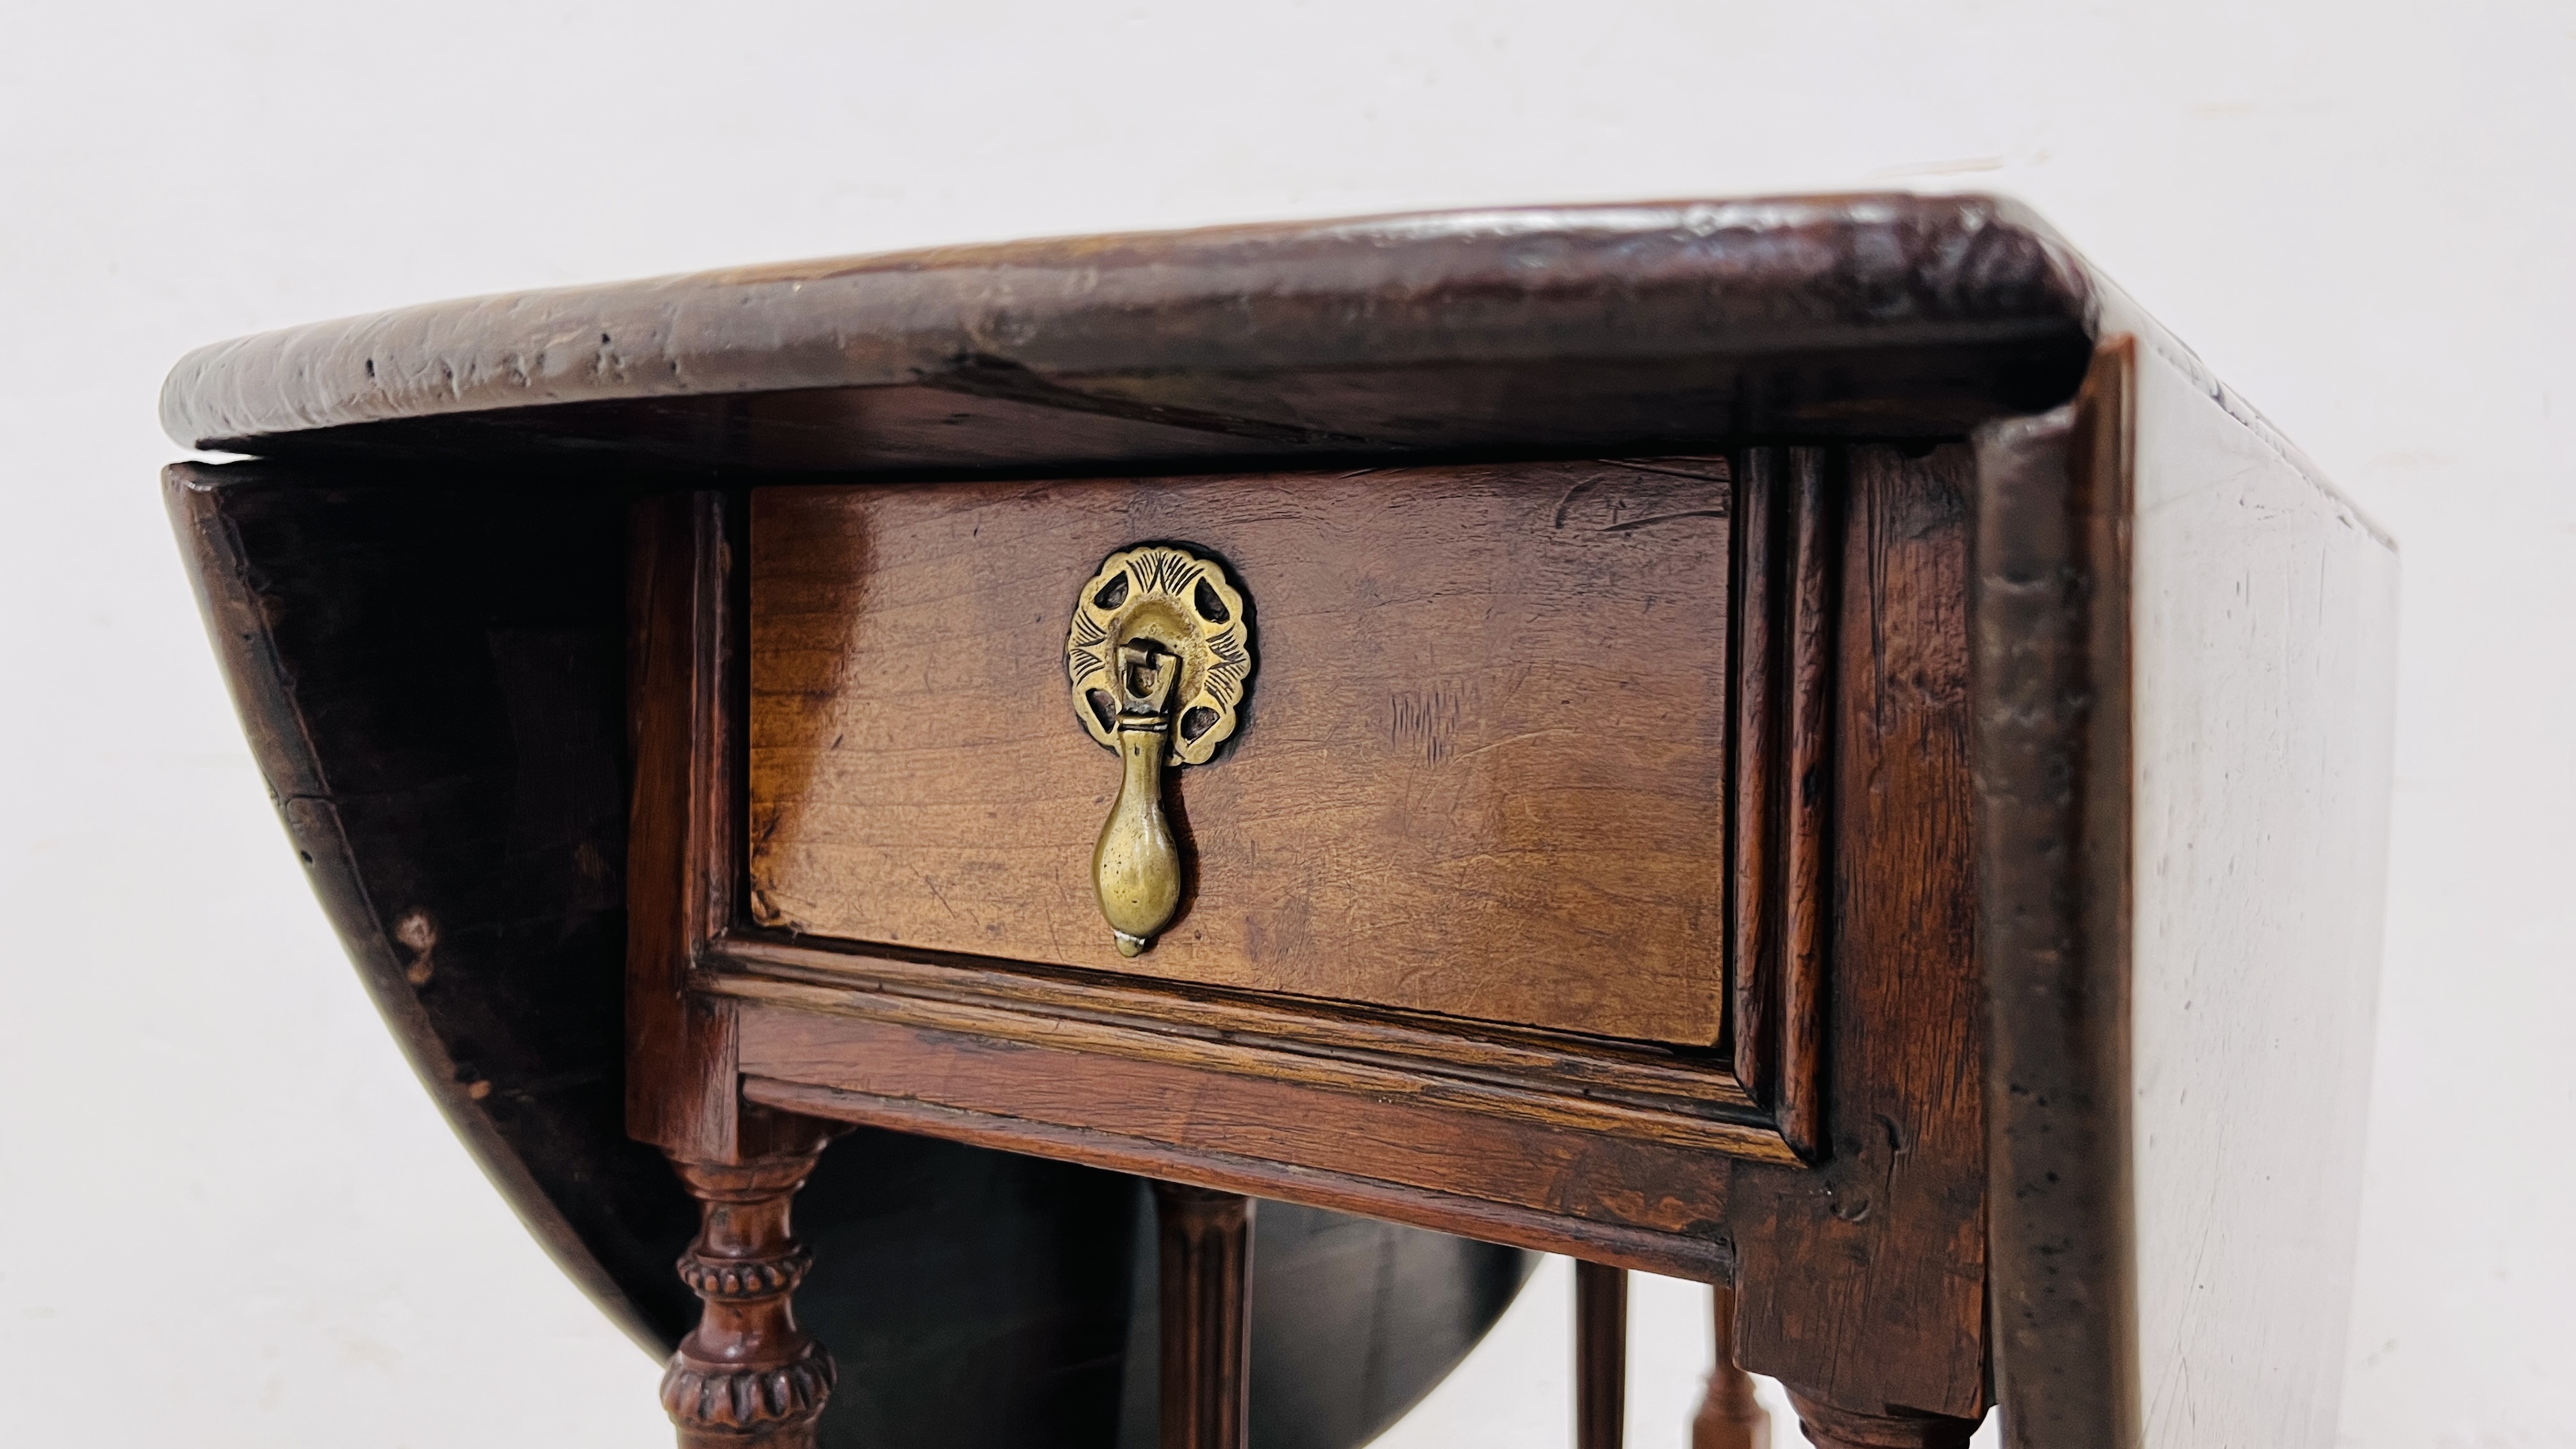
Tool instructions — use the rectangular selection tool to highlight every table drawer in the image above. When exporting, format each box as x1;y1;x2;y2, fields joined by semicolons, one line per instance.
747;457;1734;1045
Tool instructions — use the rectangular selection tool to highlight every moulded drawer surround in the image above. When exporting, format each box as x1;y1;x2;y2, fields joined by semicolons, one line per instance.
746;457;1736;1045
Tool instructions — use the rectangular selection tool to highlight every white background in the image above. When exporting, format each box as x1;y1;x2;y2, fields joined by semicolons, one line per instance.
3;3;2569;1445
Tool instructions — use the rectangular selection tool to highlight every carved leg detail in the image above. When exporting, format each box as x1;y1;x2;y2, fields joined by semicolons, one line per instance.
1575;1261;1627;1449
663;1152;833;1448
1154;1181;1253;1449
1691;1284;1769;1449
1785;1393;1979;1449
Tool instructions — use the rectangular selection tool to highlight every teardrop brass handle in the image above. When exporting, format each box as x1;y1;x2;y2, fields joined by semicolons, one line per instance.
1092;643;1182;956
1066;544;1254;956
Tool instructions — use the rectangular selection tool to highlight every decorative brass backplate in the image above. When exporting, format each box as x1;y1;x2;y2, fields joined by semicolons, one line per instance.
1066;545;1252;765
1065;544;1253;955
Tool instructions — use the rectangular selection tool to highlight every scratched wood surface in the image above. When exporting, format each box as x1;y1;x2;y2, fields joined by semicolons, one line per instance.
158;197;2096;470
1729;442;1986;1425
161;192;2399;1448
747;458;1733;1043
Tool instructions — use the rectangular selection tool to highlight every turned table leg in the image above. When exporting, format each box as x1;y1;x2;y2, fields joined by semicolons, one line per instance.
1575;1261;1627;1449
1691;1284;1768;1449
1784;1392;1980;1449
1154;1181;1254;1449
661;1150;834;1448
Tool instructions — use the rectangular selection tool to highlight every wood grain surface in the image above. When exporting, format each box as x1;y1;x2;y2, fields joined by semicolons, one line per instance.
159;195;2095;469
742;1073;1734;1285
733;1002;1745;1259
717;442;1988;1432
1726;448;1781;1103
709;937;1767;1123
164;460;697;1354
710;971;1786;1158
1576;1262;1629;1449
1726;447;1835;1156
1972;344;2142;1449
171;461;1537;1449
162;191;2398;1449
660;1149;840;1449
627;491;743;1162
1729;442;1987;1422
747;457;1734;1043
1154;1184;1254;1449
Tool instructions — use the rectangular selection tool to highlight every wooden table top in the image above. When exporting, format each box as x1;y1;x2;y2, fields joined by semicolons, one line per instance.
156;190;2398;1449
160;194;2097;472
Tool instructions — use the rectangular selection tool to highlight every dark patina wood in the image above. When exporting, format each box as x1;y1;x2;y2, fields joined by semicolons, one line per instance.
1575;1262;1628;1449
1786;1392;1978;1449
1728;445;1836;1161
703;440;1992;1434
1154;1184;1254;1449
663;1142;841;1448
169;461;1532;1449
160;196;2094;473
166;460;696;1350
1970;340;2141;1449
745;459;1738;1044
162;195;2394;1449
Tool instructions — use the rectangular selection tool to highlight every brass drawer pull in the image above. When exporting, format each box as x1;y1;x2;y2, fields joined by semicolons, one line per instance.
1066;544;1253;955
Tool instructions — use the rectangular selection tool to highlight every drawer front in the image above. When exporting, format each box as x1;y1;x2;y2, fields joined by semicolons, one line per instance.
747;457;1733;1044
